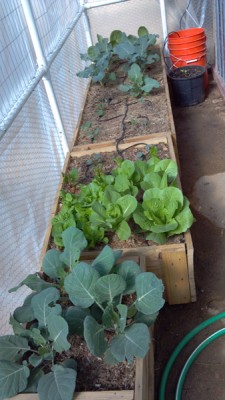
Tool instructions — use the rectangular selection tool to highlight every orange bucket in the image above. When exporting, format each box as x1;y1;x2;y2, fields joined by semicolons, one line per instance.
170;44;206;56
168;28;205;45
168;36;206;51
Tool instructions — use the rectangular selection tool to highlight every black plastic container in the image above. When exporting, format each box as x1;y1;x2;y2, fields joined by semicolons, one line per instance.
168;65;206;107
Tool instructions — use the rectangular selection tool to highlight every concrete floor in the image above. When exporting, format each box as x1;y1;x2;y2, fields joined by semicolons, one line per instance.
155;73;225;399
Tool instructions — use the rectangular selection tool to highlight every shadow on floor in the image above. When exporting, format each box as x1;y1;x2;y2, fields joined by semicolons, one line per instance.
155;74;225;400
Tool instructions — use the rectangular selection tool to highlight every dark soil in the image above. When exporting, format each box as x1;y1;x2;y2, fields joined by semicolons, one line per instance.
76;53;170;146
169;66;205;79
57;334;135;392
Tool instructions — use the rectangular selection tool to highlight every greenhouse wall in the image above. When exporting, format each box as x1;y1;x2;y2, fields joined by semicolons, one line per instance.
0;0;215;334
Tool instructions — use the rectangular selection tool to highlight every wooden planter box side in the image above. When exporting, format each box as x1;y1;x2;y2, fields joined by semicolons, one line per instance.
9;341;154;400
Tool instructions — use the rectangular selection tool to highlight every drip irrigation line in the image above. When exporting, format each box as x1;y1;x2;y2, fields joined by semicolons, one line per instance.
98;114;124;122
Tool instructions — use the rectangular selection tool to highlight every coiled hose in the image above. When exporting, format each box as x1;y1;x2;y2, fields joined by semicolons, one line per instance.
159;312;225;400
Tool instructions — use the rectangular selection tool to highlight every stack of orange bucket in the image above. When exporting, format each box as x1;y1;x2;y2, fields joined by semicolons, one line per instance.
167;27;208;86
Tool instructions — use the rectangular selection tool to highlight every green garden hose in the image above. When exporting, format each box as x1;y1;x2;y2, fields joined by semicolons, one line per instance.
159;312;225;400
175;327;225;399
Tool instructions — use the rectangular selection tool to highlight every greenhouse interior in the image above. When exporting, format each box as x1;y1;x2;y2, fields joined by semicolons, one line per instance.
1;0;225;399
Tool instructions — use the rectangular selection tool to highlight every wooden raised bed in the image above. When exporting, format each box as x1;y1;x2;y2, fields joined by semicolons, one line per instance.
41;134;196;305
72;48;176;148
9;343;154;399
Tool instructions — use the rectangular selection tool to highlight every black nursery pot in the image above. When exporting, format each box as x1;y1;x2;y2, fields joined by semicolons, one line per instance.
168;65;206;107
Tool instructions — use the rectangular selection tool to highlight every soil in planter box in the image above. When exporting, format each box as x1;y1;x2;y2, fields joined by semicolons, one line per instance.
55;143;184;251
59;334;135;392
76;57;170;146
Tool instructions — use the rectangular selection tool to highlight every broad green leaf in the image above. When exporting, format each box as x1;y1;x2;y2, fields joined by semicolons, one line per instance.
110;30;123;46
135;272;165;314
134;311;158;326
9;273;57;293
116;220;131;240
169;197;195;235
118;84;132;92
114;41;136;60
84;316;107;356
9;315;31;338
146;232;167;244
117;304;128;332
0;361;30;399
60;359;77;371
142;76;160;93
116;195;137;218
37;365;76;400
0;336;30;361
104;348;119;365
24;367;44;393
60;227;87;268
91;245;117;276
30;328;47;346
154;159;178;182
31;287;61;328
138;26;149;37
103;186;120;206
133;205;152;231
102;304;119;329
64;306;90;335
64;263;100;307
128;63;143;84
47;314;70;352
29;354;43;367
115;260;142;294
94;274;126;303
141;172;164;191
114;175;131;193
13;293;35;323
42;249;66;279
110;323;150;363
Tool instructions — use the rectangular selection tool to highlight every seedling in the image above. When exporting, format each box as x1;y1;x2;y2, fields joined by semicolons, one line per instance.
81;121;100;142
119;63;160;97
96;102;106;117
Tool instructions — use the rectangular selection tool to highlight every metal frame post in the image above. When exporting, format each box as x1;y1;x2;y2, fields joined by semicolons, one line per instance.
21;0;69;156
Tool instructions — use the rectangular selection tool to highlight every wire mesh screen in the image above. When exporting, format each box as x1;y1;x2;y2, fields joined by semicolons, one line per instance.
86;0;163;43
31;0;80;59
0;0;36;124
215;0;225;80
50;14;89;146
0;82;64;334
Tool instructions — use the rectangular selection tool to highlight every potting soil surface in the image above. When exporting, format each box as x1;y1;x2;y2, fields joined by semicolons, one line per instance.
155;72;225;399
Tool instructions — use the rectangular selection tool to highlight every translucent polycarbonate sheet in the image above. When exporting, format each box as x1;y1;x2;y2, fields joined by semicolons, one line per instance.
86;0;163;43
31;0;81;59
0;0;36;124
50;14;89;146
0;83;64;334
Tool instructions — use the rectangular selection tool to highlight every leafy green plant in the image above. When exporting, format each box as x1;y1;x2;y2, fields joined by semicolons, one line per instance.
51;146;194;248
77;27;160;91
119;63;159;97
77;34;115;83
1;227;164;399
62;229;165;363
133;187;195;244
81;121;100;142
96;102;106;117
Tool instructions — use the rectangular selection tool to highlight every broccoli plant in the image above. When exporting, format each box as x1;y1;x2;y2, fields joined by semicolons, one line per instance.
119;63;159;97
0;227;164;399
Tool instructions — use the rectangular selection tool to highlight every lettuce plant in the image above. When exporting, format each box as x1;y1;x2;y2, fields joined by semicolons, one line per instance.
0;227;164;399
133;187;195;244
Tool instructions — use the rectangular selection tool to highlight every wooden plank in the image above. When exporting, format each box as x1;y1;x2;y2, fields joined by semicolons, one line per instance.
184;231;196;302
71;132;171;153
10;391;134;400
135;339;154;400
161;249;191;304
71;136;168;158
